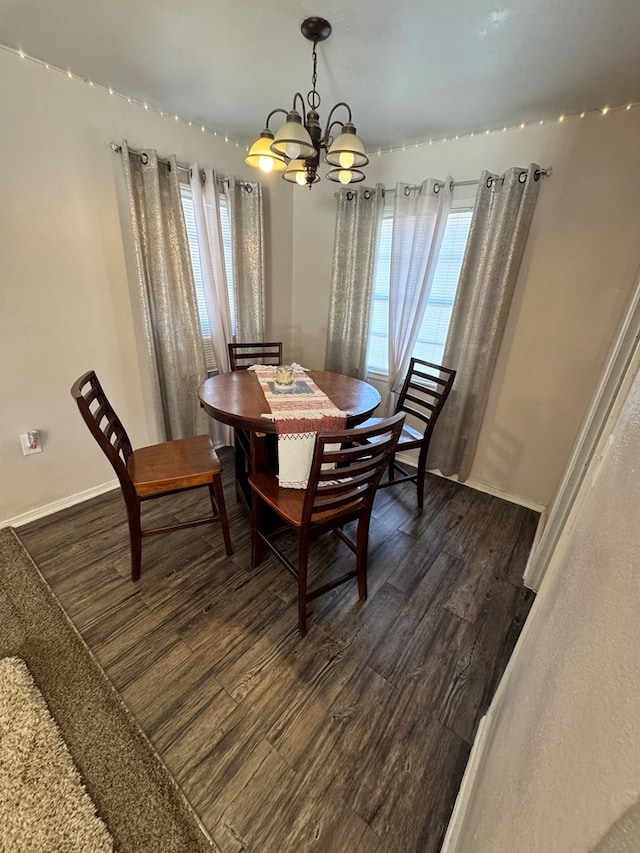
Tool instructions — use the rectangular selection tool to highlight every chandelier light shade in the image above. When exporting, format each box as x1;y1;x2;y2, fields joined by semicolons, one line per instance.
283;158;321;185
325;123;369;169
271;111;315;160
244;130;287;173
245;16;369;188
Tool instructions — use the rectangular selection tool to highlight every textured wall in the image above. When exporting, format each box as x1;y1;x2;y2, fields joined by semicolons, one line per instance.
447;358;640;851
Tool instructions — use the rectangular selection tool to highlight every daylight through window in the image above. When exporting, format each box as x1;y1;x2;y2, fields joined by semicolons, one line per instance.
368;205;473;374
180;185;236;372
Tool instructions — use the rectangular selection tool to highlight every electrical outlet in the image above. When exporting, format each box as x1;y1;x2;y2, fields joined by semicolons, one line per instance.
20;433;42;455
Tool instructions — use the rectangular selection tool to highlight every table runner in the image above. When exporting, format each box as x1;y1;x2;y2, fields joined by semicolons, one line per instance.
249;364;347;488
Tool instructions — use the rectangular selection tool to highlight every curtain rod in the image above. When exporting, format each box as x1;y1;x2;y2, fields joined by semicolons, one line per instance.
385;168;551;194
110;143;228;185
336;167;551;198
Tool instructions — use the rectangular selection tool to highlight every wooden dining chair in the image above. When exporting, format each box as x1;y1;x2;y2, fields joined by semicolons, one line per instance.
228;341;283;371
249;412;405;637
227;341;283;503
364;358;456;510
71;370;232;581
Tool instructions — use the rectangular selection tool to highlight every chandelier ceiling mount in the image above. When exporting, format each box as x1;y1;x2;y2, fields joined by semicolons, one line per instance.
245;16;369;188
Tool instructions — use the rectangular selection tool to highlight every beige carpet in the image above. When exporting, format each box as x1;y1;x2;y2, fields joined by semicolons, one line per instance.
0;527;218;852
0;656;113;852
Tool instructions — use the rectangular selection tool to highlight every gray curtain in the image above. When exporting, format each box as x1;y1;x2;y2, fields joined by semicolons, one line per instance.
325;184;384;379
227;176;265;341
121;141;208;440
429;164;542;481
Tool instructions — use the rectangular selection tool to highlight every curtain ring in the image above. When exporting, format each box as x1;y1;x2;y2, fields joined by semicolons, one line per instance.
140;152;149;165
519;170;527;183
534;168;542;181
486;176;494;188
346;190;355;201
244;184;253;193
434;182;441;194
363;189;372;199
404;185;411;196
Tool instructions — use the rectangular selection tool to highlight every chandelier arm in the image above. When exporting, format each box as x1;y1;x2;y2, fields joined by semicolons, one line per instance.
291;92;307;115
321;102;354;143
265;108;289;130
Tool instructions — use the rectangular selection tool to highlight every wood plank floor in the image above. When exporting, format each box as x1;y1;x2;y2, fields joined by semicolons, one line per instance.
17;447;537;853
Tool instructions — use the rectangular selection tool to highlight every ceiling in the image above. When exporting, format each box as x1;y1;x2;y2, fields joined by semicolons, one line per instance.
2;0;639;153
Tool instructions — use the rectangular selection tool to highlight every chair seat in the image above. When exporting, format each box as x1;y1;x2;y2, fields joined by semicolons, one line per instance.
249;471;363;529
129;435;221;497
358;417;423;450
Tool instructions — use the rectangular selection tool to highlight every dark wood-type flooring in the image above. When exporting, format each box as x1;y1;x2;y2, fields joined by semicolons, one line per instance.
17;447;537;853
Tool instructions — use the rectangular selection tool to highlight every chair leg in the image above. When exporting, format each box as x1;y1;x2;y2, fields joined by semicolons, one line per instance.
298;536;310;637
127;505;143;582
388;452;396;482
209;478;233;555
416;451;427;511
355;519;369;602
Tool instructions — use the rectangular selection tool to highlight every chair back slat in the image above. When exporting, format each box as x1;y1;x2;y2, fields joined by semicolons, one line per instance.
71;371;134;485
396;358;456;437
303;413;405;525
228;342;283;371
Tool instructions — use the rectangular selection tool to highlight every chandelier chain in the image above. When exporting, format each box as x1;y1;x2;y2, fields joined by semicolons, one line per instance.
308;42;321;111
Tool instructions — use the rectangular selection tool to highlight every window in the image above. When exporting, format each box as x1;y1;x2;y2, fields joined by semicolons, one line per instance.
368;203;473;374
180;185;236;371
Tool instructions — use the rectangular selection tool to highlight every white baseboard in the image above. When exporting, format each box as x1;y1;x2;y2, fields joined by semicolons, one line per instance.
1;480;119;529
395;451;546;513
440;714;490;853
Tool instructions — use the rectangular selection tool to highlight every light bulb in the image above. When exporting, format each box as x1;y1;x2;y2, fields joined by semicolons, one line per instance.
285;142;301;159
338;151;355;169
258;155;274;173
338;169;353;185
295;171;307;186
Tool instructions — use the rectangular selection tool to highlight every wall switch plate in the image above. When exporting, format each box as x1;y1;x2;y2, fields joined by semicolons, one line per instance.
20;433;42;455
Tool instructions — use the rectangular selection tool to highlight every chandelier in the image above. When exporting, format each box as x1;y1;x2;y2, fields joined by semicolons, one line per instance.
244;17;369;188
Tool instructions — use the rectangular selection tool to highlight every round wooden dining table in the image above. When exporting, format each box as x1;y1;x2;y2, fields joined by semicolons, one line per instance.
198;369;381;433
198;369;381;505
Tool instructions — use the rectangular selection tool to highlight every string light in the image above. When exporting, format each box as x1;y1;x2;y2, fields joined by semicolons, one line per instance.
0;43;239;148
373;100;640;154
3;43;638;158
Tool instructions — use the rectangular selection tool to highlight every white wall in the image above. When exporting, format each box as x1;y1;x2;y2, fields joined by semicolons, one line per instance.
0;50;293;525
444;353;640;853
288;109;640;507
